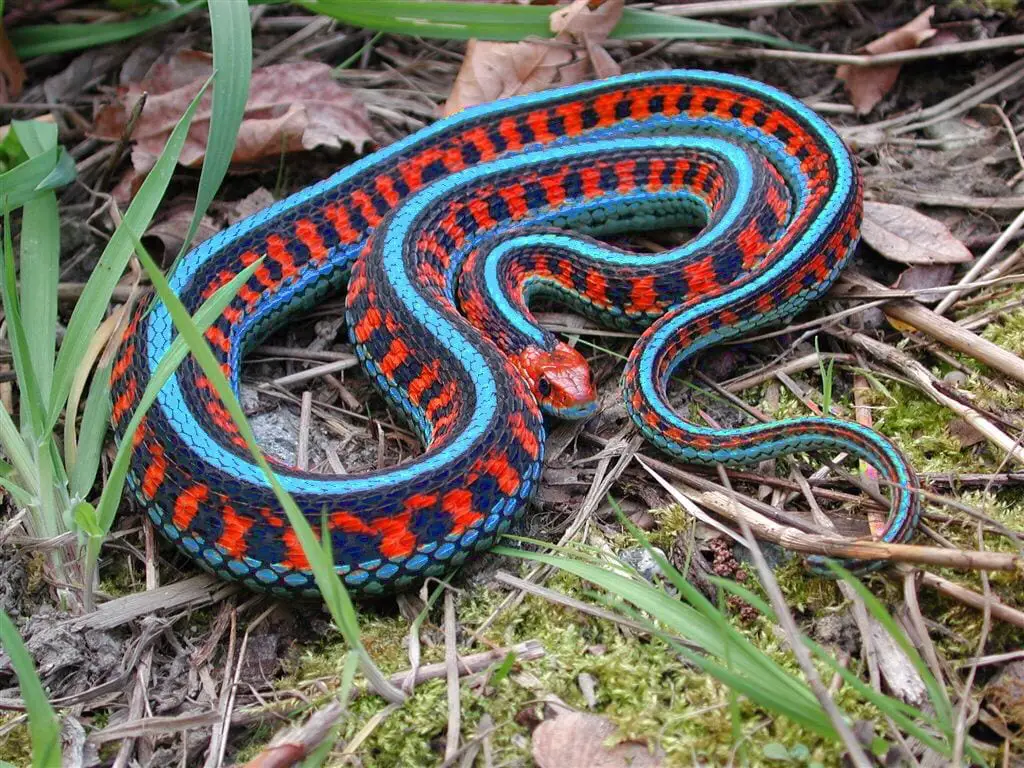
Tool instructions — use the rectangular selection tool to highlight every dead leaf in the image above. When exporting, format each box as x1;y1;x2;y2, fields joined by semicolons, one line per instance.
0;23;26;101
444;0;623;115
836;7;936;114
893;264;954;304
226;187;276;226
142;198;219;265
443;39;574;116
983;660;1024;730
549;0;622;40
532;711;663;768
93;50;373;176
948;418;986;449
861;201;973;265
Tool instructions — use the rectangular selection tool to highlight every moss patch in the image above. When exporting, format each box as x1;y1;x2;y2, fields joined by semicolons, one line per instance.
326;574;856;767
0;715;32;766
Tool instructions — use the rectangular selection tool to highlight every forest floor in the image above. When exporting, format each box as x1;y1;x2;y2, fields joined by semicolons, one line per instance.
2;1;1024;766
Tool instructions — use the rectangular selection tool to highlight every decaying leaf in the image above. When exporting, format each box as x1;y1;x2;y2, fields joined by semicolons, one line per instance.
142;198;219;264
550;0;623;80
93;50;373;176
444;39;573;116
532;710;663;768
444;0;623;115
861;201;973;265
0;22;25;101
893;264;954;304
983;660;1024;730
836;7;936;114
226;187;276;226
948;417;986;449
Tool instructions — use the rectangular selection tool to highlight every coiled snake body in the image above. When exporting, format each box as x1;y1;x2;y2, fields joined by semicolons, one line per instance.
111;70;920;595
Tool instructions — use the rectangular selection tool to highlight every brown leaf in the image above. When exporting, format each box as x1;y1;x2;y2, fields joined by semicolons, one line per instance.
948;418;986;449
443;39;572;116
226;187;277;226
550;0;623;40
892;264;954;304
142;199;219;265
983;660;1024;730
836;7;936;114
444;0;623;115
532;711;663;768
861;201;973;265
0;23;26;101
93;50;373;176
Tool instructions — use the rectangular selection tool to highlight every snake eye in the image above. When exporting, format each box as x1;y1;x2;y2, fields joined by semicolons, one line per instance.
537;378;551;397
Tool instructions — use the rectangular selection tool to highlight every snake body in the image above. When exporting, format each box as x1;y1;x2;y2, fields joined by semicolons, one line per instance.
111;70;920;595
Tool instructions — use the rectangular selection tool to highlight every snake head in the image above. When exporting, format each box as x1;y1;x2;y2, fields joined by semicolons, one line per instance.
517;341;597;420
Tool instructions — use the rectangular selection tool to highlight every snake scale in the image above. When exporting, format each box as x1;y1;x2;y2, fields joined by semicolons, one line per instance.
110;70;921;596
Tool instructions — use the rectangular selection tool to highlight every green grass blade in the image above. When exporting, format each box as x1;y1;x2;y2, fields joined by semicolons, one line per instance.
614;8;798;47
608;505;816;699
0;475;34;507
48;75;213;436
496;546;834;737
8;1;204;58
8;120;55;159
300;0;797;48
712;572;965;759
497;546;819;700
19;192;59;407
0;126;72;211
19;186;59;407
0;610;61;767
69;364;112;502
182;0;252;259
0;451;34;506
0;401;35;497
2;209;47;437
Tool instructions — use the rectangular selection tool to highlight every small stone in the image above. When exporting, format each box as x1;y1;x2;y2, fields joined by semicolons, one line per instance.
617;547;666;582
943;370;968;387
577;672;598;709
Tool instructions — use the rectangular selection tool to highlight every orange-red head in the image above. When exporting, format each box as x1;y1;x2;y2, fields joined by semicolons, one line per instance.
515;341;597;419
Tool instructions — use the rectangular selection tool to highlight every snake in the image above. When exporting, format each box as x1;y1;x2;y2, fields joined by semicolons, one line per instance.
110;69;921;596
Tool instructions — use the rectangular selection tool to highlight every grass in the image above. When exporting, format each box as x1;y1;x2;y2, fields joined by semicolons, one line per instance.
493;518;982;765
301;0;801;47
8;0;800;59
0;611;60;767
7;1;204;58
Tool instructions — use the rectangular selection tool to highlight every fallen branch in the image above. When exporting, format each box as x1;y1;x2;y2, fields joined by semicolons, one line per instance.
838;271;1024;385
836;330;1024;466
638;457;1020;573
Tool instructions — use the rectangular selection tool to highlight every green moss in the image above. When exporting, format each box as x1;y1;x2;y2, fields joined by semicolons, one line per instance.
231;722;276;765
0;714;32;766
868;383;981;473
329;574;856;767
